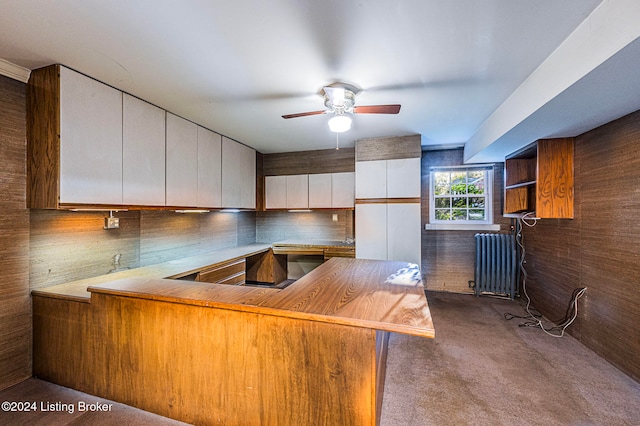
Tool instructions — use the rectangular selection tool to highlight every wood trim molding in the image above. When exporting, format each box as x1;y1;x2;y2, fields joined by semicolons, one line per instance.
355;198;421;204
0;58;30;83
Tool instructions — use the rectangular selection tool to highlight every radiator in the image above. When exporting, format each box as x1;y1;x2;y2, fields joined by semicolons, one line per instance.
473;233;517;299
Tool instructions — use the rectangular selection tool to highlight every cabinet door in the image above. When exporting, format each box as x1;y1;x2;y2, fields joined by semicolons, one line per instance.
122;94;166;206
197;127;222;208
239;143;256;209
355;160;386;199
222;138;256;209
332;172;355;208
387;203;421;266
286;174;309;209
386;158;421;198
166;113;198;206
265;176;287;209
308;174;332;208
59;66;123;205
355;203;387;261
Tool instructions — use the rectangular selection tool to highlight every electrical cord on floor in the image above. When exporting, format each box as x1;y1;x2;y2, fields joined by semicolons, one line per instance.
503;213;587;338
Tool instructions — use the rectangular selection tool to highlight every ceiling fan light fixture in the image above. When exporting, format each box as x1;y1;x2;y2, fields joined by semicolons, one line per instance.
328;115;352;133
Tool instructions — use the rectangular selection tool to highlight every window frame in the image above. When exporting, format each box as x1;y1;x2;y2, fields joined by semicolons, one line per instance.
428;165;494;227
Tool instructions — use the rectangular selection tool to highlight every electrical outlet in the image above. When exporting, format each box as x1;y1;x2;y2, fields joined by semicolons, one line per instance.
104;217;120;229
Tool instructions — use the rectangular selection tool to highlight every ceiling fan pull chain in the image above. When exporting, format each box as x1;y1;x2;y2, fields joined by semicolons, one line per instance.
336;132;340;150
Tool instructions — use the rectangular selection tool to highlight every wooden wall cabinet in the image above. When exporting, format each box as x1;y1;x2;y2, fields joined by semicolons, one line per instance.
504;138;574;218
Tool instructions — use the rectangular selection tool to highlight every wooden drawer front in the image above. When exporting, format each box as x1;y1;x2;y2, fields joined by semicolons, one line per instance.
196;259;245;284
272;246;324;256
218;272;246;285
323;247;356;259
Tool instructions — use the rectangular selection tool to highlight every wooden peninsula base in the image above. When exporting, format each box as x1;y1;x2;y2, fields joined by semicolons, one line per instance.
33;257;434;425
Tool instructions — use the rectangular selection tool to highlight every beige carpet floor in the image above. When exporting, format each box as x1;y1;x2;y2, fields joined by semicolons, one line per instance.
381;290;640;425
1;290;638;425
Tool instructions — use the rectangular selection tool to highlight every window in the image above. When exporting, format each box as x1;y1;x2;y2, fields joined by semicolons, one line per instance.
429;166;494;227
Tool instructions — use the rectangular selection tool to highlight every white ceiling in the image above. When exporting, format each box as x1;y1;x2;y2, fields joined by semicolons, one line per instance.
1;1;639;161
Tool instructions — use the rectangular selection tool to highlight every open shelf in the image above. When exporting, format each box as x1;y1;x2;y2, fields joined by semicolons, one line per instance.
503;138;574;218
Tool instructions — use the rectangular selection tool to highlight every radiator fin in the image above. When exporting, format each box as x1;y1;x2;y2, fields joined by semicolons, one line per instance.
474;233;517;299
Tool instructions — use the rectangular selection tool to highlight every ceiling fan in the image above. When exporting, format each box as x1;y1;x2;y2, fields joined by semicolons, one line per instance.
281;84;401;132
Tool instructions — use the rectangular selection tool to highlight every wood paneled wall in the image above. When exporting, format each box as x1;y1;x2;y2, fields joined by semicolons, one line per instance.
421;149;510;292
0;75;31;390
263;147;355;176
522;110;640;381
355;134;421;161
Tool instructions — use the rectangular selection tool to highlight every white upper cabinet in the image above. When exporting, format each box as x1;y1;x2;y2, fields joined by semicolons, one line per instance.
355;160;386;199
265;176;287;209
331;172;355;208
122;94;166;206
386;158;421;198
268;172;354;209
29;65;258;210
308;174;332;208
59;66;123;205
222;137;256;209
286;174;309;209
356;158;420;199
197;127;222;208
265;174;309;209
166;113;198;207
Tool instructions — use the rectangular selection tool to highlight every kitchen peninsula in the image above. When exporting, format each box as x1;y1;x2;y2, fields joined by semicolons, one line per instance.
32;244;434;425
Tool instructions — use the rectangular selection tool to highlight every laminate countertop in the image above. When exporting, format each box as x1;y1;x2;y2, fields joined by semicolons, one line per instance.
87;257;434;338
30;243;273;302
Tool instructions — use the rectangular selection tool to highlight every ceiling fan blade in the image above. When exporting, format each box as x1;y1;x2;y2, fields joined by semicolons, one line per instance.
353;104;401;114
282;110;326;119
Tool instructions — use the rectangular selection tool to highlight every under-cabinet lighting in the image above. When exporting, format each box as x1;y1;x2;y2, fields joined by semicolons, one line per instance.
174;209;210;214
69;208;128;212
288;209;312;213
219;209;241;213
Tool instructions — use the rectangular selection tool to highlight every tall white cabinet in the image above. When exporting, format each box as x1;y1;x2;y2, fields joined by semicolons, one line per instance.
355;137;422;267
